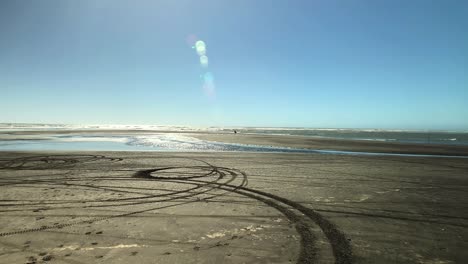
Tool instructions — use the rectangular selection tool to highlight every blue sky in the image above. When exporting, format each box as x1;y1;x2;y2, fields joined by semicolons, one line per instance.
1;0;467;130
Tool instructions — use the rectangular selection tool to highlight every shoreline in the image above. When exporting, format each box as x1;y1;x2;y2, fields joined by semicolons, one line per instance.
1;130;468;156
192;133;468;156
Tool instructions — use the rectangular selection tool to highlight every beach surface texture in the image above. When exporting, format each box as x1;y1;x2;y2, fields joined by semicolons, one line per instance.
1;132;467;263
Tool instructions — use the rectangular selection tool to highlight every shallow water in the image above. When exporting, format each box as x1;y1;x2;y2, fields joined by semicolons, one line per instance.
1;133;467;158
2;123;468;145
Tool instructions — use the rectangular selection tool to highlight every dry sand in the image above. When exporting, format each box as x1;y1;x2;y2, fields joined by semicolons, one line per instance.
0;136;467;263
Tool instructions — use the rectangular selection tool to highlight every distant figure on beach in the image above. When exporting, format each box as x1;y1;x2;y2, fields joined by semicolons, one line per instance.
234;130;237;134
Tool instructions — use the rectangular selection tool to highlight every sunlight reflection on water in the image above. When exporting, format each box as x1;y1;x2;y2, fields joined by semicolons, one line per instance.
0;134;467;158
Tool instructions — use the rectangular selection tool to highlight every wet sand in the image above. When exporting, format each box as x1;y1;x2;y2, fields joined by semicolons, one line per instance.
3;130;468;156
0;149;467;264
192;133;468;156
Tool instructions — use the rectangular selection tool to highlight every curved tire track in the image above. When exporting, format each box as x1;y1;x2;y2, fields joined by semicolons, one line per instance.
0;155;352;264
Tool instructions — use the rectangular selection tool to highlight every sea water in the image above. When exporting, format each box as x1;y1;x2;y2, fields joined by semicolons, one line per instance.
0;131;467;158
1;123;467;145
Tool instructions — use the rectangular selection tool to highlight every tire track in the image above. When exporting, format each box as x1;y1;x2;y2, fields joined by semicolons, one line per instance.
0;155;352;263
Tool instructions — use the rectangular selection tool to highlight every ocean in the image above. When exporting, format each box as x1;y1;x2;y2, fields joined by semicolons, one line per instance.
1;123;467;145
0;124;467;155
223;127;468;145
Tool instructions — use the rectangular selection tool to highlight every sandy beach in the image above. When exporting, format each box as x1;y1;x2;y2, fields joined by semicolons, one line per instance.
0;134;467;263
3;0;467;263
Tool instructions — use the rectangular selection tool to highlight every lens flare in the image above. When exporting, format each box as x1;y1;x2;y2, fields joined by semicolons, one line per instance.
195;40;205;49
203;72;214;83
186;34;198;47
203;81;216;98
191;39;215;99
200;55;209;67
195;40;206;56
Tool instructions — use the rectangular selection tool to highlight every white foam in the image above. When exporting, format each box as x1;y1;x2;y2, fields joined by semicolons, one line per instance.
0;123;213;132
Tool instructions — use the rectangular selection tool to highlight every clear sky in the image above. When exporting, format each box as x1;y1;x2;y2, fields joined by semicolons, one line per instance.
1;0;467;130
